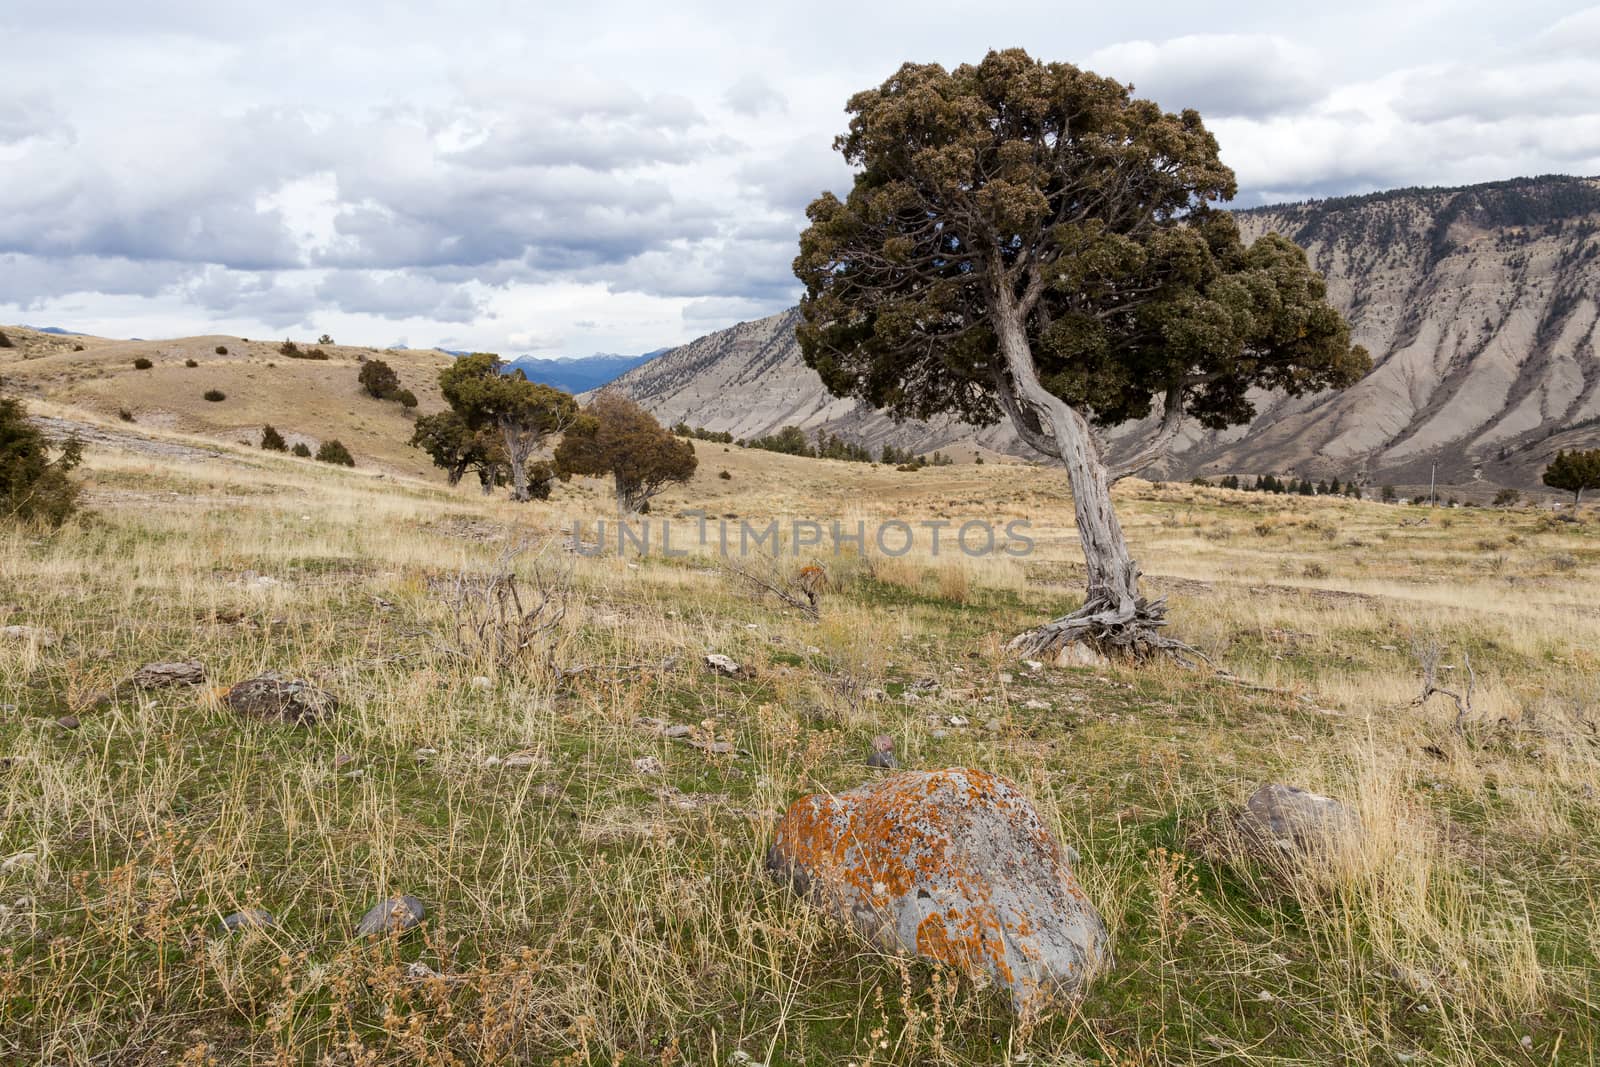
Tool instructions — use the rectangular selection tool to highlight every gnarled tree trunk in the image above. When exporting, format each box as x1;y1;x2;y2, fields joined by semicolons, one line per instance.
992;300;1178;662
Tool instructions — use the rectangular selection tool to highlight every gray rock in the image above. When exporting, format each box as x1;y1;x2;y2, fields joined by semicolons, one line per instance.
1053;642;1110;669
355;895;425;937
129;660;206;690
1240;784;1363;855
768;768;1109;1015
704;653;743;677
54;715;79;730
866;734;897;769
224;673;336;725
220;908;276;933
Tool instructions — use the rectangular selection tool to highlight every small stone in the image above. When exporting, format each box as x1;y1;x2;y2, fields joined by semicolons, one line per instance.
483;755;503;768
1022;660;1044;672
220;908;276;933
947;715;969;727
704;653;743;677
470;676;492;690
414;747;438;760
2;625;56;646
503;751;545;769
1520;1036;1533;1049
1054;642;1110;669
866;734;897;769
1;852;37;872
663;724;693;739
405;961;441;979
55;715;80;730
128;660;206;689
355;895;425;936
632;756;663;774
998;672;1014;684
985;718;1003;732
930;728;949;740
1023;699;1050;711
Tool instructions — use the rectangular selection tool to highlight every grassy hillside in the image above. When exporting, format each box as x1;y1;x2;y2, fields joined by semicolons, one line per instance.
1;326;455;478
1;417;1597;1064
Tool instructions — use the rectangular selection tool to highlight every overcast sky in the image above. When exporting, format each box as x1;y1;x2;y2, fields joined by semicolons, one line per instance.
3;1;1599;357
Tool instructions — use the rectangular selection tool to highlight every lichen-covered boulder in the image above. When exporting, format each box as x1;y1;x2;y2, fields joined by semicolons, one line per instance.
224;673;336;726
767;768;1109;1014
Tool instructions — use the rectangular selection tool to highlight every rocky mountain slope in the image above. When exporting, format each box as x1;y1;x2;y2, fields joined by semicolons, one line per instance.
608;175;1600;489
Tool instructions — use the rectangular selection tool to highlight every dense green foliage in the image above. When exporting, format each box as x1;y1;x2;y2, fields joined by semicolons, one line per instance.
409;410;506;491
1542;448;1600;503
436;354;576;500
0;389;82;526
359;359;401;399
260;425;288;452
314;439;355;466
793;49;1370;440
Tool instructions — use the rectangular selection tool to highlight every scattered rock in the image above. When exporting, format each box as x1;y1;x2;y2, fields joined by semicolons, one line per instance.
470;675;492;690
866;734;897;769
704;653;744;677
2;625;56;646
685;737;737;755
502;751;546;770
1;852;38;872
220;908;276;933
1053;642;1110;669
632;756;663;774
405;961;442;980
224;673;336;726
1022;660;1044;673
355;895;425;936
1224;783;1365;863
54;715;79;731
767;768;1109;1015
128;660;206;690
1023;699;1050;711
947;715;970;728
985;718;1004;733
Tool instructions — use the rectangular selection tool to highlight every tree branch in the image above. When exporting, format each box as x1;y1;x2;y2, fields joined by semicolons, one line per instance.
1107;382;1186;484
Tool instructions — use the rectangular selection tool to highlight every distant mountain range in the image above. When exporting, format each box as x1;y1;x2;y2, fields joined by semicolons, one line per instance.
606;174;1600;489
502;350;664;393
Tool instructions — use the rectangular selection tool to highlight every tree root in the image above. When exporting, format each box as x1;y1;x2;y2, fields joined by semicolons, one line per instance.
1006;590;1205;666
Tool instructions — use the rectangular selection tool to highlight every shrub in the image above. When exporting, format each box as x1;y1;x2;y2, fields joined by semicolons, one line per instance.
1;391;82;526
132;357;153;370
203;389;225;402
393;388;418;408
279;339;300;356
526;459;555;500
291;443;312;458
215;345;228;355
260;425;288;452
185;358;198;368
0;330;12;348
359;359;400;398
1493;487;1521;507
315;439;355;466
117;408;135;423
304;347;329;360
719;469;732;480
72;344;84;352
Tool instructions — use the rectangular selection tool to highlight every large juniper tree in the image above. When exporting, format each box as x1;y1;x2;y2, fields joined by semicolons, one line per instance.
794;49;1370;659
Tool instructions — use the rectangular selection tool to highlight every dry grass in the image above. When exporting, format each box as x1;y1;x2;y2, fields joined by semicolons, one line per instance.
0;436;1596;1065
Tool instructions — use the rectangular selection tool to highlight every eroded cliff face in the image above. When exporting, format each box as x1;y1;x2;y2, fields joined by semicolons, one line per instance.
608;176;1600;487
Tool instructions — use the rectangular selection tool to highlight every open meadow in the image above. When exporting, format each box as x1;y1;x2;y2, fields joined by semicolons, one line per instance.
2;415;1598;1065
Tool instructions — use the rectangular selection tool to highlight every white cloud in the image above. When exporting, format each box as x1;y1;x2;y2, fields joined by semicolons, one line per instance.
1084;34;1326;118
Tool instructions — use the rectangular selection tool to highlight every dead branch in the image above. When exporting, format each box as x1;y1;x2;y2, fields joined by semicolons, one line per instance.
436;538;570;674
717;556;820;619
1410;635;1474;732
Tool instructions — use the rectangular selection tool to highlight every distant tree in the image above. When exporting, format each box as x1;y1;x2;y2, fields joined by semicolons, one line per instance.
317;334;334;346
279;339;301;357
260;425;288;452
1492;487;1521;507
359;359;401;399
291;443;312;458
0;331;12;348
1381;484;1397;503
747;425;814;457
793;48;1368;658
393;388;418;409
555;392;698;513
1;388;83;526
409;410;505;491
133;357;153;370
315;439;355;466
437;353;576;501
1542;449;1600;504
